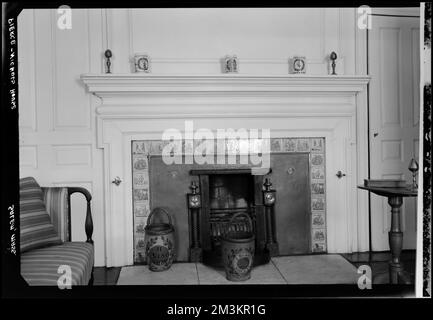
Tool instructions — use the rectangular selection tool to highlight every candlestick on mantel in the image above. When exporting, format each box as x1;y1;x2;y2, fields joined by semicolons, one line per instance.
330;51;337;75
104;49;112;74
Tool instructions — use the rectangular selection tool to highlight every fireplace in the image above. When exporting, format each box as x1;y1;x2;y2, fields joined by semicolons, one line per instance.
81;74;370;267
131;137;325;265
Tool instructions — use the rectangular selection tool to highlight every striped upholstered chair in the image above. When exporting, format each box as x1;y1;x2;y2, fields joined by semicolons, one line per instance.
20;177;94;286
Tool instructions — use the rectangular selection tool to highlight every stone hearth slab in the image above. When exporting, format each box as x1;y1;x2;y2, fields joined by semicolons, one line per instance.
196;262;286;285
116;255;359;285
117;263;198;285
271;254;358;284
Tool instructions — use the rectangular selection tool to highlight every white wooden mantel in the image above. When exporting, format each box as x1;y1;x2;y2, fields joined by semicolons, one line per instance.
81;73;370;267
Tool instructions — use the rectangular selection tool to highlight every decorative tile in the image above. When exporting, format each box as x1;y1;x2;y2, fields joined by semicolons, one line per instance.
133;156;148;171
312;197;325;211
133;188;149;201
215;139;226;155
134;202;150;217
282;138;297;152
249;139;262;154
133;173;149;188
134;250;146;263
226;139;240;155
183;139;194;155
311;154;324;166
296;138;310;152
135;222;146;233
310;138;325;152
150;140;164;155
312;213;326;228
136;238;146;249
239;139;250;154
311;167;325;180
132;141;148;155
312;242;327;253
312;228;326;242
164;139;182;156
270;138;282;152
311;182;325;194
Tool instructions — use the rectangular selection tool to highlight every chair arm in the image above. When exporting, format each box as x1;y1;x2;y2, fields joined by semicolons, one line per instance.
41;187;70;242
68;187;93;244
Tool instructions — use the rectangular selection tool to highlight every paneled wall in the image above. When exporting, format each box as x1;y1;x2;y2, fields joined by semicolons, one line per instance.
18;9;106;265
107;8;357;74
18;8;360;266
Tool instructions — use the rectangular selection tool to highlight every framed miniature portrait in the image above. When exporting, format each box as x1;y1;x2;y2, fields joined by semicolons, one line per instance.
134;54;150;73
223;55;239;73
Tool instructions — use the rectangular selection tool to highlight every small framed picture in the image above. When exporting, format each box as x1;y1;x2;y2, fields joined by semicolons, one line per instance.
290;56;306;74
134;54;150;73
223;55;239;73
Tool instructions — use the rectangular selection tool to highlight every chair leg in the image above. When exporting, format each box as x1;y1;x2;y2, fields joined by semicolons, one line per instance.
88;267;94;286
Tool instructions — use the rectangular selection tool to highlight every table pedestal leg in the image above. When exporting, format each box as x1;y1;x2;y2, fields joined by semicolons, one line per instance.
388;196;404;284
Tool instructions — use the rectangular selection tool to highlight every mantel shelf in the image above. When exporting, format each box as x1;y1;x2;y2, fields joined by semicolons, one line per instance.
81;74;370;95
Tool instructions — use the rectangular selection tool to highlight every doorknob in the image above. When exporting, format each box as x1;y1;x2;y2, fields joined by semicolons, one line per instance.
336;171;346;179
373;132;379;137
112;176;122;186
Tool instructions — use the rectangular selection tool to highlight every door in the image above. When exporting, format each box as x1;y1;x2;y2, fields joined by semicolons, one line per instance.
368;14;420;251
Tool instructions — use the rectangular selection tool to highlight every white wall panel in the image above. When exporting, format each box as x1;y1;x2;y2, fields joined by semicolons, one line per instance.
53;145;92;167
52;9;91;130
19;146;38;169
380;27;402;127
17;10;37;132
124;8;353;75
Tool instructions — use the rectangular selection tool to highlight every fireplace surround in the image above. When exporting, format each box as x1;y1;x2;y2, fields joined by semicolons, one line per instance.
131;137;325;265
81;74;370;267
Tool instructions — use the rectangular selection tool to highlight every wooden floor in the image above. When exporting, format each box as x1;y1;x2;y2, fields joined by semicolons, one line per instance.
92;251;416;286
93;267;121;286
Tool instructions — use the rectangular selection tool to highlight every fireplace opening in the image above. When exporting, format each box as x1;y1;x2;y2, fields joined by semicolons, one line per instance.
188;168;275;268
208;174;255;252
210;173;257;262
209;174;252;210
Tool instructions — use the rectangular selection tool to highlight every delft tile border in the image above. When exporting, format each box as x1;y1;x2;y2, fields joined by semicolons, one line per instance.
131;138;326;263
